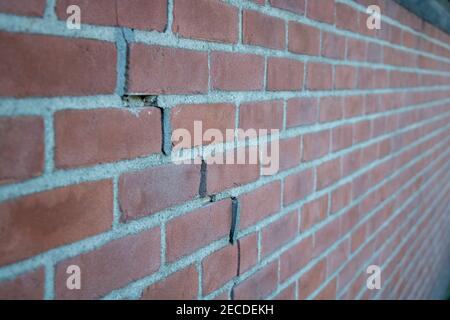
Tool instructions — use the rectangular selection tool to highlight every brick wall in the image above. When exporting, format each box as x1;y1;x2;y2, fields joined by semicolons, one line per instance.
0;0;450;300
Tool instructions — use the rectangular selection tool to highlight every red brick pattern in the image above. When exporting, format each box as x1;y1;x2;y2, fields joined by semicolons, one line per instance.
56;0;167;31
0;0;450;301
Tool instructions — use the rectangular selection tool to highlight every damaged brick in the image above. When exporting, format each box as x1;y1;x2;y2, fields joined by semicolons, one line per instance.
122;95;158;108
161;107;172;155
199;160;208;197
229;197;240;245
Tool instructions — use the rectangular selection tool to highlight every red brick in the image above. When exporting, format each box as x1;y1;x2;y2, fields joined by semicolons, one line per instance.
0;117;44;184
252;0;265;4
262;211;298;257
313;221;340;257
343;95;365;118
358;67;375;89
55;228;160;299
332;124;353;152
243;10;285;50
326;239;349;276
359;144;377;168
239;100;283;136
279;136;302;171
335;65;357;90
377;70;392;88
283;169;314;205
321;32;346;59
270;0;305;14
0;269;44;299
55;108;161;168
319;96;343;123
378;138;392;158
288;22;320;55
280;235;313;281
379;70;397;88
56;0;167;31
402;31;418;49
0;180;113;266
302;130;330;161
206;147;260;194
375;18;390;42
0;32;116;97
377;70;392;89
353;120;371;143
239;233;259;273
301;195;328;231
171;103;235;147
316;158;341;190
211;52;264;91
142;265;198;300
383;47;401;67
307;0;335;24
314;278;337;299
366;42;383;63
267;58;304;91
119;164;201;220
388;26;403;46
166;200;231;262
339;207;361;239
335;3;359;32
331;183;352;214
342;150;362;177
173;0;238;43
307;62;333;90
273;284;296;300
341;272;365;299
365;94;380;114
202;245;237;294
0;0;46;17
351;223;367;252
352;173;371;200
347;39;367;61
286;97;318;127
240;181;281;228
298;259;327;299
234;262;278;299
213;291;230;300
372;116;386;137
128;45;208;94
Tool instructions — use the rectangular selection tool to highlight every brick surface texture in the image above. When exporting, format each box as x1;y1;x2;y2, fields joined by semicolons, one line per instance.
0;0;450;301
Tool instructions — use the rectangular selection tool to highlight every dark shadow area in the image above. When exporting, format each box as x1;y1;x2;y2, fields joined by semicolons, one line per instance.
395;0;450;34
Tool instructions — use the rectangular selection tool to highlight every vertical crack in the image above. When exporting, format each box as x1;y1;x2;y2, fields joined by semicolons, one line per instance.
199;160;208;197
230;197;241;300
236;239;241;277
115;0;133;96
161;107;172;155
230;240;241;301
229;197;240;244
